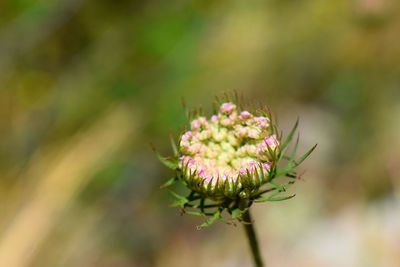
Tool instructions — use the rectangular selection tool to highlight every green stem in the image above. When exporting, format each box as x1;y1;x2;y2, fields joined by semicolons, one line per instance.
243;209;264;267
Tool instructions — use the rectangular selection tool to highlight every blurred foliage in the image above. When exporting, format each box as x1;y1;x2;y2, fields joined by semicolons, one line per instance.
0;0;399;266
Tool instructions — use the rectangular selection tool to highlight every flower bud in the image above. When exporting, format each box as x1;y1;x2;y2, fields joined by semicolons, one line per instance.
177;102;280;198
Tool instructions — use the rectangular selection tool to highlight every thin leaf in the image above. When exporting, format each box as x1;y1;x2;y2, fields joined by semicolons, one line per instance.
255;191;296;202
160;177;178;188
269;180;287;192
231;208;246;220
157;153;178;170
275;162;297;178
289;133;300;162
268;194;296;202
295;144;317;167
254;187;277;197
275;168;291;178
198;210;221;229
254;191;280;202
151;142;179;170
169;191;189;208
170;135;179;157
280;118;299;152
185;210;206;217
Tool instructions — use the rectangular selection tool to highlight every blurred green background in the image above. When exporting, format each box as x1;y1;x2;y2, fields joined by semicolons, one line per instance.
0;0;400;266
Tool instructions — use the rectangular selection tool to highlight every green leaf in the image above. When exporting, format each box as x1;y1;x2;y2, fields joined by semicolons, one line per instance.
254;187;277;197
256;179;296;198
157;153;178;170
185;210;206;217
169;190;189;208
198;210;221;229
151;143;178;170
289;133;300;162
255;190;295;202
254;192;279;202
280;118;299;152
295;144;317;167
160;177;178;188
231;208;246;220
275;163;296;178
268;194;296;202
170;135;179;157
269;180;287;192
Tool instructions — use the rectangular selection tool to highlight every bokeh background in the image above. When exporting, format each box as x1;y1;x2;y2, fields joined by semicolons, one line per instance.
1;0;400;266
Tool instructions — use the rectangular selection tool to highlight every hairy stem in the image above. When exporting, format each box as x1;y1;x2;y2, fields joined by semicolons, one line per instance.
243;209;264;267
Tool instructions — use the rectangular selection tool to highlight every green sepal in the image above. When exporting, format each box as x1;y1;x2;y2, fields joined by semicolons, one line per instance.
223;179;233;197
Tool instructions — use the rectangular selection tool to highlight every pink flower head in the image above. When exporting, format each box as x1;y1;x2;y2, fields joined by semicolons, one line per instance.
219;102;236;114
176;101;293;199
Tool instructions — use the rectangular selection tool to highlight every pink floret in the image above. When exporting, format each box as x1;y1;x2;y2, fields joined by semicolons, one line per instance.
180;156;195;167
198;169;206;177
263;162;271;170
191;119;202;129
264;135;279;147
220;102;236;114
181;131;193;141
255;116;269;128
239;111;252;120
239;168;247;175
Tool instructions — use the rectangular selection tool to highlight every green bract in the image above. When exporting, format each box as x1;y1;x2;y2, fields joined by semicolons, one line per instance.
157;99;316;228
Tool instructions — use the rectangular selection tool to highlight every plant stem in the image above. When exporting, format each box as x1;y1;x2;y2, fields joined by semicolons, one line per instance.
243;209;264;267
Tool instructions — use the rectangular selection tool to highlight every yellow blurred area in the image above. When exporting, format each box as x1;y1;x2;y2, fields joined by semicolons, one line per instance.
0;0;399;266
0;106;136;267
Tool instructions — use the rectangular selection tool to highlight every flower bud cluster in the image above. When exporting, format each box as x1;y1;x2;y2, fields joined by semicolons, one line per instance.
178;102;279;197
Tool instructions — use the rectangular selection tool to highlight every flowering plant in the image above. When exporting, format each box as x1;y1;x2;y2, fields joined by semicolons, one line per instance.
158;98;315;226
157;96;316;266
